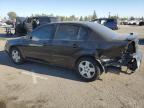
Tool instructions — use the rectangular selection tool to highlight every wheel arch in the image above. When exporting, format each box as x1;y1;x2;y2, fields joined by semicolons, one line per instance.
9;45;25;59
75;55;105;74
9;45;19;52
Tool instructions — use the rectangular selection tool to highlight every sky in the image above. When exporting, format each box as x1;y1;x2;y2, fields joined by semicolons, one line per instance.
0;0;144;18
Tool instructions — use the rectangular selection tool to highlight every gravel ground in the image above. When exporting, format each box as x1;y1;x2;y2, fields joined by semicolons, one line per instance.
0;25;144;108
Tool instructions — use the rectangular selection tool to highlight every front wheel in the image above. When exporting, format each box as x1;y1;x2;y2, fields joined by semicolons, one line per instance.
76;58;101;82
10;47;25;64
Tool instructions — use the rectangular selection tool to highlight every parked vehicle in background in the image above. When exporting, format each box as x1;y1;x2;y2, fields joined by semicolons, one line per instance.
15;16;60;36
5;22;142;82
127;20;138;25
91;18;118;30
15;17;27;35
138;20;144;26
0;19;13;27
0;22;7;27
126;19;144;26
120;20;128;25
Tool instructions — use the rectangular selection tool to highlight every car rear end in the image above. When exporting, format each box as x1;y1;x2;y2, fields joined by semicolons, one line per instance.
90;22;142;72
120;34;143;72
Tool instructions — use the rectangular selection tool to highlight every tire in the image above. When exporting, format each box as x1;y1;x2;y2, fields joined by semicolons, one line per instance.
76;57;101;82
10;47;25;64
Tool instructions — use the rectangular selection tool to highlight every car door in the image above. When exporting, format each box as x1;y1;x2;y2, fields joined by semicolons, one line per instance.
23;24;56;62
50;24;81;67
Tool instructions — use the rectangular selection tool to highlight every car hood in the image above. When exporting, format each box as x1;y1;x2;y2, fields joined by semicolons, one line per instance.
7;36;27;44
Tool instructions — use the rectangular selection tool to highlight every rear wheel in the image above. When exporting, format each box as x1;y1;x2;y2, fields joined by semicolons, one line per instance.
10;47;25;64
76;57;101;82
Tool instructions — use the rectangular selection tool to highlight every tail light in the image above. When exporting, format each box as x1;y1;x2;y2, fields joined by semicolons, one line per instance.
126;41;136;54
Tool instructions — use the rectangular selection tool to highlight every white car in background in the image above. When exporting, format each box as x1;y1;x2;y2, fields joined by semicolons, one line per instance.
127;20;138;25
0;20;2;26
0;21;7;27
127;20;144;26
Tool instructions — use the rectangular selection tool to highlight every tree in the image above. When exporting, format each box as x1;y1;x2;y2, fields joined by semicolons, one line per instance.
31;14;34;17
60;16;66;21
130;16;135;20
84;16;88;21
79;16;83;21
69;15;76;21
7;12;17;20
121;17;128;21
110;15;118;19
42;13;47;16
49;13;54;17
92;10;97;20
87;15;92;21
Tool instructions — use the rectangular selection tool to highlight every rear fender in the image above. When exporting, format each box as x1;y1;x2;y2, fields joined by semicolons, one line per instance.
74;50;105;74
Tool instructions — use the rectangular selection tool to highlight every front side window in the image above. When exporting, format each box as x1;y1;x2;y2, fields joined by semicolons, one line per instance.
31;25;56;41
54;24;79;40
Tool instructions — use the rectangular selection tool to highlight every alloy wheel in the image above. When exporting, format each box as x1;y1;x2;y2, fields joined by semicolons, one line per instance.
11;50;21;63
78;61;96;79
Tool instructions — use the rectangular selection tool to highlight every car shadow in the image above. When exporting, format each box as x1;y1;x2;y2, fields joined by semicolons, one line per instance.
106;66;134;75
0;51;135;82
0;50;81;82
139;38;144;45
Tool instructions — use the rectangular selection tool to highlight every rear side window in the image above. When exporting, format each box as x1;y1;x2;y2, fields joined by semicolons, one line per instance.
32;25;56;41
54;24;79;40
78;27;89;40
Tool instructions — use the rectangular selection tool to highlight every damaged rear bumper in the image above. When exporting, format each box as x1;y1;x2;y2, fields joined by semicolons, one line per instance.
121;50;143;72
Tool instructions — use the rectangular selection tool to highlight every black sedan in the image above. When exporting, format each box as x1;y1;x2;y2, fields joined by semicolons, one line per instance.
5;22;142;81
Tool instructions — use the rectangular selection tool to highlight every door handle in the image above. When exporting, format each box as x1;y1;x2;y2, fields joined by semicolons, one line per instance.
73;44;79;48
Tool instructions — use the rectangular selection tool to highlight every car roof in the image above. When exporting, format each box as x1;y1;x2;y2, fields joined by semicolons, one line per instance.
43;21;104;27
91;19;117;23
92;18;117;20
39;21;118;40
30;16;57;19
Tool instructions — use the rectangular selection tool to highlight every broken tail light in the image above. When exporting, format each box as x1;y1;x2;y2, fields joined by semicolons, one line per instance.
125;41;136;54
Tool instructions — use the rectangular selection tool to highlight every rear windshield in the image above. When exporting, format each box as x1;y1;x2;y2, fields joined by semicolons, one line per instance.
87;22;118;40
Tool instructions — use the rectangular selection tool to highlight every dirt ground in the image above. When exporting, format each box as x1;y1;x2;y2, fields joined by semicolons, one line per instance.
0;25;144;108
